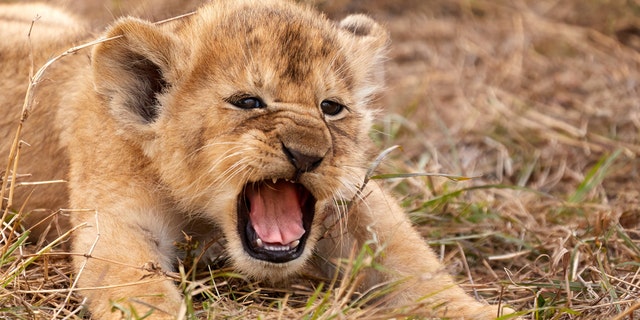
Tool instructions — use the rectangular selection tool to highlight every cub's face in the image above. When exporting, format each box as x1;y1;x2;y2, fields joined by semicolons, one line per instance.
91;0;388;279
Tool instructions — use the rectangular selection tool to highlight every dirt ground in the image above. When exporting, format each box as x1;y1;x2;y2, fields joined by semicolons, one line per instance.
2;0;640;319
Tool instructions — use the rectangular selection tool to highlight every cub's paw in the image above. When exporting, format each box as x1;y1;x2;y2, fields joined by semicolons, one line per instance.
480;304;520;319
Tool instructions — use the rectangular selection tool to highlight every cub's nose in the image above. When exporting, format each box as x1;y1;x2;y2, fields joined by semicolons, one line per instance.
282;144;324;173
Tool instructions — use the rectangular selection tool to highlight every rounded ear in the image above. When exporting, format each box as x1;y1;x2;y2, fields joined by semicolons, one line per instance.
337;14;390;102
339;14;388;39
92;18;185;136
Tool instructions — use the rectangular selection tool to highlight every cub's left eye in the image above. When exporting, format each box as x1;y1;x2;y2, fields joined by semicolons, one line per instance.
320;100;346;116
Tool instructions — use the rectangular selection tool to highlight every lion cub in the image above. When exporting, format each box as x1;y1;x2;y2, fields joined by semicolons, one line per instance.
1;0;514;318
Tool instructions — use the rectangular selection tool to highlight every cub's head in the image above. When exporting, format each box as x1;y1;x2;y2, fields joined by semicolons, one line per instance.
91;0;388;279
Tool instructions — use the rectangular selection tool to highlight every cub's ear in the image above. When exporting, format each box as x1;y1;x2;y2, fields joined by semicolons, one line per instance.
92;18;185;135
337;14;389;102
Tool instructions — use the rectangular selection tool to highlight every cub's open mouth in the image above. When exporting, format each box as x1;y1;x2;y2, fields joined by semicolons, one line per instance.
237;179;316;263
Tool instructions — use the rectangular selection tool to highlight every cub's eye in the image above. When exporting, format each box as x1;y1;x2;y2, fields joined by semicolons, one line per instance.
230;96;266;109
320;100;346;116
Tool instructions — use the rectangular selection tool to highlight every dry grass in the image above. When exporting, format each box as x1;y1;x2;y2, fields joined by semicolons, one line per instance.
2;0;640;319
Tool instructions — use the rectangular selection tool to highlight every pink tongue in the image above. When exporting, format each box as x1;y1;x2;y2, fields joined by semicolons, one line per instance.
247;181;306;245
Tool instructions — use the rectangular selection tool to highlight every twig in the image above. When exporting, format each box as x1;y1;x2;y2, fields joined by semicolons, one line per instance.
53;210;100;318
457;242;479;301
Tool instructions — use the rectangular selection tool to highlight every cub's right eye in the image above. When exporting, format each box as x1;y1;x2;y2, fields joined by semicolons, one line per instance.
228;96;266;109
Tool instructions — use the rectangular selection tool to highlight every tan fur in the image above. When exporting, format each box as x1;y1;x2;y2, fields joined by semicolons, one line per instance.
1;1;514;319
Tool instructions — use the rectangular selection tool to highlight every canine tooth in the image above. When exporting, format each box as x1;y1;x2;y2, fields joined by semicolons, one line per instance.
256;238;263;247
290;240;300;248
272;178;278;184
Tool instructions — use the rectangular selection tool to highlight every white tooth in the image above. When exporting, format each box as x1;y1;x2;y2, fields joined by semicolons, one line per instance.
272;178;278;184
256;238;263;247
290;240;300;248
263;244;291;251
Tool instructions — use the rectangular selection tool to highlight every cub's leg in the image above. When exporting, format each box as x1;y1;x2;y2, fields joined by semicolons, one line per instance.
71;190;182;319
321;183;512;319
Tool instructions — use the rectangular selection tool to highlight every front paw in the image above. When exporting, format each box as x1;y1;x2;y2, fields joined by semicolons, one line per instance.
109;296;181;319
472;304;519;320
88;279;182;319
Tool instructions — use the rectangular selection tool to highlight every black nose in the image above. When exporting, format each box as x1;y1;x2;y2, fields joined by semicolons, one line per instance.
282;145;324;173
